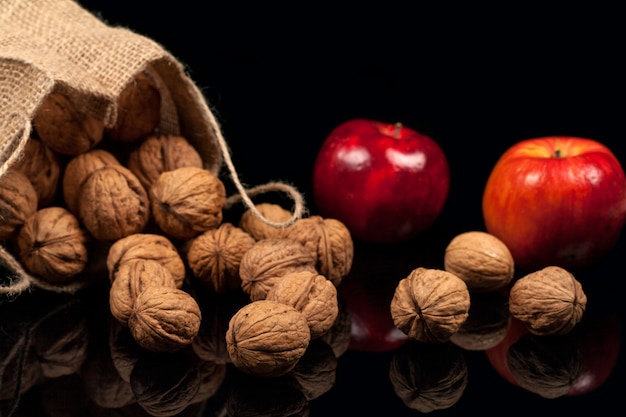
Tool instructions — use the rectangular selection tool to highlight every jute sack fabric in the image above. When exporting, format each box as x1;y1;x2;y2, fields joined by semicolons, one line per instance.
0;0;304;296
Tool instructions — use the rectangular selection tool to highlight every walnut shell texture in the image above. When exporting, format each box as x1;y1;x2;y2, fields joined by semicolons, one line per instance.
106;233;186;288
150;166;226;240
109;259;177;325
390;267;471;343
238;203;294;240
187;222;256;293
16;206;88;284
508;266;587;336
226;300;311;377
33;91;104;155
266;270;339;339
0;170;38;240
78;165;150;241
62;149;121;214
444;231;515;292
128;286;202;352
127;134;204;192
239;238;317;301
12;137;61;207
284;215;354;286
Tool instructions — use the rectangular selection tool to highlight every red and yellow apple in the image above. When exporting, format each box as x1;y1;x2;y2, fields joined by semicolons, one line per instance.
313;118;450;244
482;136;626;272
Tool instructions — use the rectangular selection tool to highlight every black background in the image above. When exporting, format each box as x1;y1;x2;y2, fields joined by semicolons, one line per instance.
46;1;626;415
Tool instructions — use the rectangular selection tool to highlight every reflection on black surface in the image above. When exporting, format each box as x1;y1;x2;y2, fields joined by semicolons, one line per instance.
389;340;468;413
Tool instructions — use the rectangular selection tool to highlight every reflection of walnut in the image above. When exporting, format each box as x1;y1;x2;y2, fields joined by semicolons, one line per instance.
106;72;161;142
186;223;255;293
78;165;150;241
288;338;338;400
109;259;177;325
62;149;121;214
444;231;515;292
450;291;510;351
128;285;202;352
11;137;61;207
319;295;352;358
509;266;587;336
266;270;338;339
239;238;317;301
226;300;311;377
284;215;353;286
150;166;226;240
239;203;294;240
17;207;88;284
127;134;204;191
391;268;471;343
106;233;186;288
0;170;38;240
33;92;104;155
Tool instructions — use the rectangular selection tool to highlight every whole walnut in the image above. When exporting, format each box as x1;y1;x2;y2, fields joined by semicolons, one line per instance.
150;166;226;240
390;267;471;343
78;165;150;241
186;222;256;293
0;170;38;240
106;72;161;142
508;266;587;336
239;203;294;240
109;259;177;325
266;270;339;339
239;238;317;301
106;233;186;288
62;149;121;214
226;300;311;377
444;231;515;292
16;206;88;284
33;91;104;155
11;137;61;207
284;215;353;286
128;285;202;352
127;134;204;192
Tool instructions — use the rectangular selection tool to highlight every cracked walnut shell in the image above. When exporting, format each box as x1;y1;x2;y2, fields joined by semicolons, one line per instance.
150;166;226;240
444;231;514;292
226;300;311;377
508;266;587;336
391;268;471;343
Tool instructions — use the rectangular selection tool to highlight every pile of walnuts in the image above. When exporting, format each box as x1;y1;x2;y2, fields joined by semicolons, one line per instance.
390;231;588;349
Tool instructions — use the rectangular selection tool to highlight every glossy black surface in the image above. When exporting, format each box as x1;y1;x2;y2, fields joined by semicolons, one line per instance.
2;1;625;415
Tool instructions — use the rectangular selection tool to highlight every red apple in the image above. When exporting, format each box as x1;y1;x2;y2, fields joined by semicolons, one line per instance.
313;118;450;243
482;136;626;272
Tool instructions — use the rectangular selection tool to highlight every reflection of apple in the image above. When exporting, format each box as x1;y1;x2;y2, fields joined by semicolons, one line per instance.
482;137;626;272
485;312;621;396
313;118;450;243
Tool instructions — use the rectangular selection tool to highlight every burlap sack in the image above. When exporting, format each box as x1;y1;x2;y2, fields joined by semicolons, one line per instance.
0;0;304;296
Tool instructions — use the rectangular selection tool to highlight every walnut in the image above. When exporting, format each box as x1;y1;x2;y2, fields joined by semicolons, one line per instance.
62;149;121;214
284;215;354;286
444;231;515;292
33;91;104;155
11;137;61;207
239;238;317;301
0;170;38;240
266;270;339;339
106;233;186;288
390;267;471;343
109;259;177;325
508;266;587;336
186;222;255;293
450;291;510;351
107;72;161;142
78;164;150;241
150;166;226;240
239;203;294;240
226;300;311;377
16;206;88;284
127;134;204;192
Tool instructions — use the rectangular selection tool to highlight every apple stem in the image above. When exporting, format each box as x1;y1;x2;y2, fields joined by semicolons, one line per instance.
554;148;561;158
393;122;403;138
